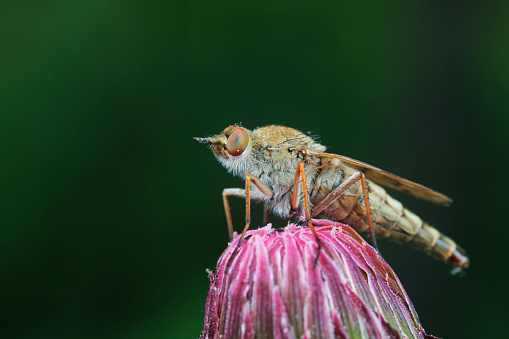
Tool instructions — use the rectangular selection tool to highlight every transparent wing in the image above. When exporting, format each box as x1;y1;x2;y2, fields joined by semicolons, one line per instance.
310;151;452;206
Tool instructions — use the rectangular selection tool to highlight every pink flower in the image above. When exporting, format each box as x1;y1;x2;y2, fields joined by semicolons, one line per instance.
201;219;437;339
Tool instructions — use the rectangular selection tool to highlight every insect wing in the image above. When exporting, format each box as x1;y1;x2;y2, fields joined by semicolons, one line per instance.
309;151;453;206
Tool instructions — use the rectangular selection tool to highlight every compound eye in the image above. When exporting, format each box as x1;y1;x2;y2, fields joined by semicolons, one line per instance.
226;128;249;156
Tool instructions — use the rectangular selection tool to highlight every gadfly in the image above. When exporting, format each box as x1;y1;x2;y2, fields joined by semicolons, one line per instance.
195;124;469;268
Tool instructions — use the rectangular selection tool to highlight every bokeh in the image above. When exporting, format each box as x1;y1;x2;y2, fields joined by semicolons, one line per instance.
1;1;508;338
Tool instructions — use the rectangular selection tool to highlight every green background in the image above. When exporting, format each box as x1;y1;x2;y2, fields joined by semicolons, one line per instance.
1;1;508;338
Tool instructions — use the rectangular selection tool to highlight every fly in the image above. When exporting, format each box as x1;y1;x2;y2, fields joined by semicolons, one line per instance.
195;124;469;270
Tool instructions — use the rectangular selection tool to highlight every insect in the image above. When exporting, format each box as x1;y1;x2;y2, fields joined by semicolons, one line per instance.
195;124;469;269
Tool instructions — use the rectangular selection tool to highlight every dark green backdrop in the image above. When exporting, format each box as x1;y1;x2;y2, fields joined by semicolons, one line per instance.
1;1;508;338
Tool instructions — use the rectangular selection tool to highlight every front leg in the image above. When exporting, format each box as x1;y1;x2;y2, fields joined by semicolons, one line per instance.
222;188;268;240
224;174;273;273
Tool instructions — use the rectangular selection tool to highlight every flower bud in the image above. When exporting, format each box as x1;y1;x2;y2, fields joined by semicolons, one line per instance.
201;219;437;339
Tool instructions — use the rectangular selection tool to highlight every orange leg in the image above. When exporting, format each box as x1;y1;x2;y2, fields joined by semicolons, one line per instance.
224;174;273;274
311;171;378;251
262;202;270;226
223;188;266;240
291;161;322;267
222;189;238;239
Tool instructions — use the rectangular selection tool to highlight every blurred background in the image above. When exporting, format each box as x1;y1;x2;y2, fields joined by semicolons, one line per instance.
1;1;508;338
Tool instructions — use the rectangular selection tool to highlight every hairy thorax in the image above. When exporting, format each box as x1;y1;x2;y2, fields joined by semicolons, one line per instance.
247;126;325;218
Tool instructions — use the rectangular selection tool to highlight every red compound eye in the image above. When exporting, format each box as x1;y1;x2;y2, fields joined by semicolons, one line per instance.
226;128;248;156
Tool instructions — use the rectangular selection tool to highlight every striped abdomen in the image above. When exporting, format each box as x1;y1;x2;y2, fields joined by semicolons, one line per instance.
310;162;469;268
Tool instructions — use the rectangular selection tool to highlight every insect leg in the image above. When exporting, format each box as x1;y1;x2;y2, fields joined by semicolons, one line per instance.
360;173;378;251
223;188;266;240
311;171;379;251
291;161;322;267
263;202;270;226
224;174;273;274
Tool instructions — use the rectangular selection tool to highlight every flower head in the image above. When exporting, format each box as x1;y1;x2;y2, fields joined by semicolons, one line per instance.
201;219;437;339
